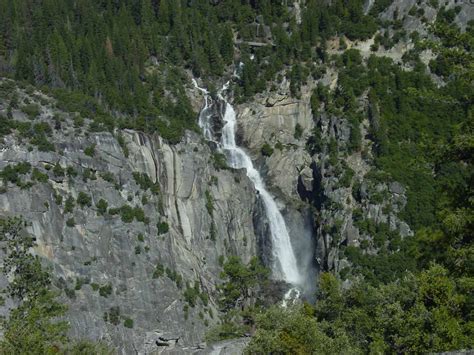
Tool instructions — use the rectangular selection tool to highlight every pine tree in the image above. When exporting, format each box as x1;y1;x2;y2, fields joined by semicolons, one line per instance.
208;39;223;76
157;0;171;34
219;24;234;65
141;0;155;52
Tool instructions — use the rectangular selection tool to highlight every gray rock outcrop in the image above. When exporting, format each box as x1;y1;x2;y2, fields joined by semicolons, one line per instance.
0;81;260;353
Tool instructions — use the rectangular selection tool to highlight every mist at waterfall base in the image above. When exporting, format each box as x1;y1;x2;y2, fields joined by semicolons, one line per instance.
193;80;317;300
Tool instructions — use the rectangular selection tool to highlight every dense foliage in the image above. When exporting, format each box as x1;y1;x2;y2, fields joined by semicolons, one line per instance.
247;264;472;354
206;256;270;342
0;0;391;141
245;11;473;354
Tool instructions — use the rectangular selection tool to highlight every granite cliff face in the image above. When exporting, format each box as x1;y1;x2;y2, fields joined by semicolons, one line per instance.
2;0;470;352
0;72;414;351
0;80;259;353
236;75;412;281
0;63;427;355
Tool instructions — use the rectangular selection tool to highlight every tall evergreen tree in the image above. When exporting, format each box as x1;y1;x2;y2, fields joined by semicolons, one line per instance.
219;24;234;65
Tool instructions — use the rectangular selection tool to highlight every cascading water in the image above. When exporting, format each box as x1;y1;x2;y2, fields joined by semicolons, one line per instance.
193;81;214;141
193;80;302;287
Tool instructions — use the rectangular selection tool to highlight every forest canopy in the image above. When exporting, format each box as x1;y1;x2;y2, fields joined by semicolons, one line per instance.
0;0;389;140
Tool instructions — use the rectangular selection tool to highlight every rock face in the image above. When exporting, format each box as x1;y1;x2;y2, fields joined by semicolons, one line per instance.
1;1;432;345
0;81;260;353
237;83;319;294
235;75;412;280
238;84;314;203
380;0;474;31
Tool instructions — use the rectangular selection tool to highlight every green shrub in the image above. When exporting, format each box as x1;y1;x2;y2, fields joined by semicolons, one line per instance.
261;143;274;157
82;168;96;182
184;282;201;307
99;283;112;297
205;190;214;215
117;133;129;158
29;122;54;151
157;221;169;235
66;218;75;227
328;138;338;166
294;123;303;139
164;268;183;289
64;196;75;213
339;167;355;188
77;192;92;207
21;103;40;119
96;199;108;215
66;166;77;177
0;114;13;138
30;134;55;152
199;292;209;307
84;144;96;157
11;121;30;138
33;121;52;134
132;172;159;194
100;172;116;184
119;205;135;223
108;207;120;215
52;162;64;177
31;168;48;183
54;191;63;205
0;162;32;185
133;206;148;223
108;205;148;223
212;152;229;170
73;115;84;128
123;318;133;328
104;307;120;325
153;263;165;278
74;278;87;290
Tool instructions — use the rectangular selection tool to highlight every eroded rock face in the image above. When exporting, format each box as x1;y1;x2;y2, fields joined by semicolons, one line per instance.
234;75;412;281
0;82;260;353
1;32;419;348
236;83;318;294
237;83;315;203
380;0;474;31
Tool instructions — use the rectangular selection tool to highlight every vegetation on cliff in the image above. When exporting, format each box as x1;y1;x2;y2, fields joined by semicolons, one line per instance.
0;217;110;353
0;0;392;141
243;6;473;353
0;0;472;353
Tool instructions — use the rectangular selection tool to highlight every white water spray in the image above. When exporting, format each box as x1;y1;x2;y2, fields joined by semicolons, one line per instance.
192;80;214;141
193;80;302;287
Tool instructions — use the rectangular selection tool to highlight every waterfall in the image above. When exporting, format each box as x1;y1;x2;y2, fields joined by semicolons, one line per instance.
193;80;302;287
192;82;214;141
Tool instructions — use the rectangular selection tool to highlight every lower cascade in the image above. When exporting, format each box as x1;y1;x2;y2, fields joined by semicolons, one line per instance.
193;80;302;287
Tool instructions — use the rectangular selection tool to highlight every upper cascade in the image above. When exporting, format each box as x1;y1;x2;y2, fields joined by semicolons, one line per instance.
193;80;302;287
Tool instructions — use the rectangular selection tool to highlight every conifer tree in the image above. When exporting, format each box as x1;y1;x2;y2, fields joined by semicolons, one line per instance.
208;39;224;76
220;24;234;65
